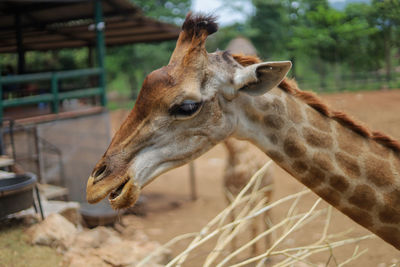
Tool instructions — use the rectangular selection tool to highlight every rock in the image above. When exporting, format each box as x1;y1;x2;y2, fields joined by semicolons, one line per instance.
27;212;169;266
26;213;78;250
94;239;169;266
148;228;163;236
60;207;83;227
63;253;111;267
73;226;121;249
121;225;149;242
121;215;146;229
129;229;150;242
39;199;81;219
64;234;169;267
64;226;169;266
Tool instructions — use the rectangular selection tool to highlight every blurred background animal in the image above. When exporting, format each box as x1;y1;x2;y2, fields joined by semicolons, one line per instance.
223;138;274;254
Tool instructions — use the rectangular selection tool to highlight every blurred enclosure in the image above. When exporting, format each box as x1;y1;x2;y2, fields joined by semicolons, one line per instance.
2;0;400;105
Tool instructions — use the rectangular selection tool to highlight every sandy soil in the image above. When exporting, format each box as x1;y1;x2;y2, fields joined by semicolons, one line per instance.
111;89;400;266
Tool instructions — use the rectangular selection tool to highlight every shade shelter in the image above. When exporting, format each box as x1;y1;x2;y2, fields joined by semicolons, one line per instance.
0;1;181;207
0;0;180;122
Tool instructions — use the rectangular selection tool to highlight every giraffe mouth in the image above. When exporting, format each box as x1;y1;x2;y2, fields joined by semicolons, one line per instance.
109;179;128;200
108;178;141;209
86;173;141;210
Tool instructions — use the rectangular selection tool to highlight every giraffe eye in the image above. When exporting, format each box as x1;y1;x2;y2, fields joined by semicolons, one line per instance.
169;100;202;118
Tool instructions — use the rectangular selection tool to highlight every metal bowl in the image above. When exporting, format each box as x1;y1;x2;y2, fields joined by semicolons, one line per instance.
0;173;37;218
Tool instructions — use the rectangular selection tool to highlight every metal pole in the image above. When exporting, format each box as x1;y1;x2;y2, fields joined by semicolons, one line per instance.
189;162;197;201
33;126;43;183
51;73;59;113
88;46;94;68
94;0;107;107
35;185;45;220
9;120;16;162
0;67;3;123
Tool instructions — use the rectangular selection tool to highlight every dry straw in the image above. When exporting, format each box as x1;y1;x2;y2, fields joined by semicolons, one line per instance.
137;160;374;266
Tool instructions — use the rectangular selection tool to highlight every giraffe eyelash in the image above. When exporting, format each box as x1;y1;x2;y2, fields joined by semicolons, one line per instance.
169;100;203;119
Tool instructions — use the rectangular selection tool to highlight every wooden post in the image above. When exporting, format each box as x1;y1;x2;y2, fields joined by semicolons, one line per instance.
189;162;197;201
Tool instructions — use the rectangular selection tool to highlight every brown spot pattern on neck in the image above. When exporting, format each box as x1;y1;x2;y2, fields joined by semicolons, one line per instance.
231;53;400;154
278;79;400;154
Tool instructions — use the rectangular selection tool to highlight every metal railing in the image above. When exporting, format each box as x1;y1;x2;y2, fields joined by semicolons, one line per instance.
0;67;106;121
295;70;400;93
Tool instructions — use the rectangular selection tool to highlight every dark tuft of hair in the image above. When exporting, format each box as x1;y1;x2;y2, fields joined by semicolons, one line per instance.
182;12;218;37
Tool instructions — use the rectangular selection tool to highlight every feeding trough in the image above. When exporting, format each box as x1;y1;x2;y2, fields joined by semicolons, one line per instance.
80;201;118;228
0;173;37;218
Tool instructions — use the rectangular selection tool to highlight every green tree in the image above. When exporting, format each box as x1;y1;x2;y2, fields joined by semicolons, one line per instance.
342;3;378;72
249;0;289;58
290;4;341;88
248;0;304;76
289;1;377;89
370;0;400;81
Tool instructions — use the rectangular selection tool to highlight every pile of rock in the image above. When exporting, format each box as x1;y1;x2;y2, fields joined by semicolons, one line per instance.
26;214;169;267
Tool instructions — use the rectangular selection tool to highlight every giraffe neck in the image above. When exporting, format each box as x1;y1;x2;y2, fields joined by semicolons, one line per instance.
233;87;400;249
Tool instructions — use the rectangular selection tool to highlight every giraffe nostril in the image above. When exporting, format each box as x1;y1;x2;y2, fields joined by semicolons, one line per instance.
93;164;107;179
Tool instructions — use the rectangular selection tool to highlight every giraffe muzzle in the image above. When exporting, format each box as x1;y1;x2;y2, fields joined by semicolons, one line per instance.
108;178;140;209
86;171;141;209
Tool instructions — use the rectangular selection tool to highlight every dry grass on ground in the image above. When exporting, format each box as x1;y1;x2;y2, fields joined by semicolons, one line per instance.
0;220;62;267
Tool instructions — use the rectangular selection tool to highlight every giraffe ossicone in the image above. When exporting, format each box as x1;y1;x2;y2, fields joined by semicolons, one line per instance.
86;13;400;250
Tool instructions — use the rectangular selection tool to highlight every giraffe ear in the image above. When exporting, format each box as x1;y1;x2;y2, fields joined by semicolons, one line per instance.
234;61;292;96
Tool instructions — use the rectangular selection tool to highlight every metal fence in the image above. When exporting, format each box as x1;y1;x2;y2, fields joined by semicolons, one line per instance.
296;71;400;93
0;67;106;121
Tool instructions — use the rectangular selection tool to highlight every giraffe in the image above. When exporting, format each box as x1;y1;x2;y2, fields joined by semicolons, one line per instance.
86;13;400;250
223;138;274;254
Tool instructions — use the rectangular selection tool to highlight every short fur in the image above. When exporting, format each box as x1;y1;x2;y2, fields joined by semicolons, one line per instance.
232;54;400;154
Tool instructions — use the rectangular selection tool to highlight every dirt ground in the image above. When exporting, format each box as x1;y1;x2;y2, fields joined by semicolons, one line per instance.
110;89;400;266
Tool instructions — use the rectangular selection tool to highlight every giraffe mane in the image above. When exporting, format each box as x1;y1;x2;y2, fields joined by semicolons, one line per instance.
232;54;400;154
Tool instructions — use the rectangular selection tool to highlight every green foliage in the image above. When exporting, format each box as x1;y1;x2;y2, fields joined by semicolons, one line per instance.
245;0;399;91
291;3;377;65
250;0;292;58
2;48;88;73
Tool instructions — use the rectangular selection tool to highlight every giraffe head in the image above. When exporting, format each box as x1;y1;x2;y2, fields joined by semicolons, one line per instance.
86;13;291;209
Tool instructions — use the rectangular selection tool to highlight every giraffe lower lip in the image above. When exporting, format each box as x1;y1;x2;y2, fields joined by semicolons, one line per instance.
109;179;128;200
108;178;141;209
